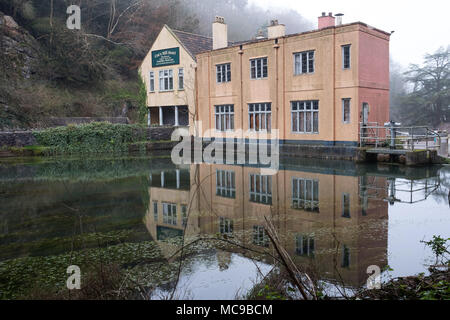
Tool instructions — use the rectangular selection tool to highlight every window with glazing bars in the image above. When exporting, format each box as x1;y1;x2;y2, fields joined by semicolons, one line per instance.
249;174;272;205
216;63;231;83
159;69;173;91
291;100;319;133
342;193;350;218
294;51;315;75
215;105;234;131
342;45;351;69
219;217;233;236
181;205;187;227
253;225;269;247
162;203;177;225
216;170;236;198
292;178;319;212
178;68;184;90
250;57;268;79
149;71;155;92
153;201;158;221
295;235;315;257
342;98;351;123
249;103;271;132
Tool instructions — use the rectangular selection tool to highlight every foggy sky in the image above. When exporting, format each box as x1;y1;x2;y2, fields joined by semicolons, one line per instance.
249;0;450;67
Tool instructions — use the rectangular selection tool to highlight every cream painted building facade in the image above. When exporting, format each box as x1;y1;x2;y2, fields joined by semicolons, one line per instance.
139;25;213;127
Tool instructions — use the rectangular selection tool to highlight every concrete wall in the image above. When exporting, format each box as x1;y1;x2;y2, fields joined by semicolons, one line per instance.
0;131;36;147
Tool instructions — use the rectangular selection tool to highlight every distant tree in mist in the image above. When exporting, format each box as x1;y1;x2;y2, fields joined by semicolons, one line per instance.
398;47;450;127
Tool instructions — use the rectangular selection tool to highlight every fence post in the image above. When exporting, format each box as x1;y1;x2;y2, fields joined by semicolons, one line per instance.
411;128;414;151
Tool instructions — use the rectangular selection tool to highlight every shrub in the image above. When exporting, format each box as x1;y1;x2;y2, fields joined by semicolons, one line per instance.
33;122;146;154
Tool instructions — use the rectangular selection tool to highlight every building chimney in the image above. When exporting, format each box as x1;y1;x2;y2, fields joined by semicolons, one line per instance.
335;13;344;26
213;16;228;50
267;19;286;39
255;29;265;40
318;12;335;29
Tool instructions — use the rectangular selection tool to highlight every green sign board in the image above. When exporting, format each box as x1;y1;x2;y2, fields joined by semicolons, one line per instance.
152;47;180;67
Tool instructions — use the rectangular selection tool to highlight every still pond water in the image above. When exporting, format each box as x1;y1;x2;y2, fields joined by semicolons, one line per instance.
0;153;449;299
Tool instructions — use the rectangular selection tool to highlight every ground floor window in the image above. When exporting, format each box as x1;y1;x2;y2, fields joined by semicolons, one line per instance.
292;178;319;212
162;203;177;225
249;103;271;132
291;100;319;133
215;105;234;131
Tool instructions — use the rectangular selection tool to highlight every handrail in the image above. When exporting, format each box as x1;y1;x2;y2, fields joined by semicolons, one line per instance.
359;122;444;151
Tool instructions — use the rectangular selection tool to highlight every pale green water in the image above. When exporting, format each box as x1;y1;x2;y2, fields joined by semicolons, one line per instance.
0;154;449;299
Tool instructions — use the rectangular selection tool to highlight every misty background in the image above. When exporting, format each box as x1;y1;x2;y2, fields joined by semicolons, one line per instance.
0;0;448;129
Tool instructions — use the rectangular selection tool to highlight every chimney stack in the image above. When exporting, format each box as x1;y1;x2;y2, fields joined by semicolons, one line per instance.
213;16;228;50
318;12;335;29
335;13;344;26
267;19;286;39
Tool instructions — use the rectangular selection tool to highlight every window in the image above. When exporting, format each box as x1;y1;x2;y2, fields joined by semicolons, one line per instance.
159;69;173;91
219;217;233;236
153;201;158;221
216;170;236;198
341;245;350;268
180;205;188;227
296;235;315;257
291;101;319;134
217;63;231;83
178;68;184;90
249;103;271;132
294;51;315;75
342;98;351;123
215;105;234;131
342;45;351;69
292;178;319;212
149;71;155;92
253;226;269;247
162;203;177;225
249;174;272;205
342;193;351;218
250;57;268;79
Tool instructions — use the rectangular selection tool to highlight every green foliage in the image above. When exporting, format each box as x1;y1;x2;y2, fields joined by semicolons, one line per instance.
33;122;147;154
422;235;450;265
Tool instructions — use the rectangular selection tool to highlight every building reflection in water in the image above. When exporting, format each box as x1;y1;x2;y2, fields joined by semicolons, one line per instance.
144;162;438;288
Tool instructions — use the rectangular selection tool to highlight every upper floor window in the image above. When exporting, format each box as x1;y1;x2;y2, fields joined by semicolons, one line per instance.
342;193;351;218
250;57;268;79
291;100;319;134
253;225;269;247
216;170;236;198
249;174;272;205
342;45;351;69
178;68;184;90
162;202;177;225
249;103;271;132
153;201;158;221
159;69;173;91
181;204;187;227
342;98;351;123
217;63;231;83
219;217;233;236
215;105;234;131
294;51;315;75
149;71;155;92
292;178;319;212
296;234;315;257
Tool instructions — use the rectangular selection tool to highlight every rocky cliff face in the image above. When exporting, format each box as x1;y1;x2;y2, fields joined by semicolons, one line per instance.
0;11;39;79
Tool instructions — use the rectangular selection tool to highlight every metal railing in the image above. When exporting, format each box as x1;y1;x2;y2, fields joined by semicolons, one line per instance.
360;122;442;151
